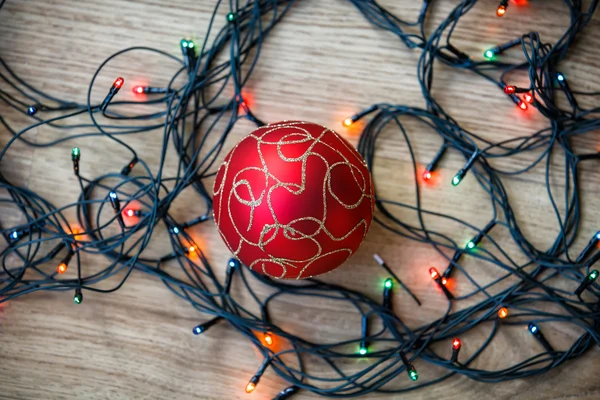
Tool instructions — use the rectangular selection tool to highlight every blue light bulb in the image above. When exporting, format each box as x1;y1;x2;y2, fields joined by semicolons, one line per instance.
528;323;538;334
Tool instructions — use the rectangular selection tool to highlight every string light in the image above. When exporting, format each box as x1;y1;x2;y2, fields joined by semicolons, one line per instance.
451;151;478;187
121;157;138;176
484;37;522;60
73;289;83;305
180;39;197;72
527;323;554;352
451;338;461;363
71;147;80;176
399;352;418;381
227;12;236;22
56;251;73;274
100;77;125;112
341;105;378;129
383;278;393;309
524;93;533;103
574;270;598;296
132;86;168;95
108;191;121;213
496;0;508;17
245;359;269;394
373;254;421;306
27;105;37;116
125;208;141;218
429;267;453;299
1;0;599;397
193;316;224;335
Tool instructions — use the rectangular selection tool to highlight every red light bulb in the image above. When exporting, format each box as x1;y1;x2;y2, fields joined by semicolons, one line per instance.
524;93;533;103
113;77;124;89
429;267;439;280
452;338;461;350
441;277;448;285
126;209;135;218
496;5;506;16
133;86;144;94
518;100;528;110
504;85;515;94
423;171;432;181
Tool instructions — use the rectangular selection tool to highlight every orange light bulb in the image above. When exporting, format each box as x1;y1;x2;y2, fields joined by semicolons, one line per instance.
57;263;67;274
498;307;508;319
496;5;506;17
188;246;196;253
245;382;256;393
342;118;353;127
264;332;273;346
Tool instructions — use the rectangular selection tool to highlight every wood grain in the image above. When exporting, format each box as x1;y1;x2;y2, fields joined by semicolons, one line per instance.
1;0;600;399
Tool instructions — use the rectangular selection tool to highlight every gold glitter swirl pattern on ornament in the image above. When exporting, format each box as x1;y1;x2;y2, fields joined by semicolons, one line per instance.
213;121;375;279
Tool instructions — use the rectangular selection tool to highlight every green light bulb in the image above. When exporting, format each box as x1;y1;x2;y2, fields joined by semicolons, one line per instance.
484;50;495;60
384;278;393;289
180;39;188;48
452;175;461;186
73;293;83;304
71;147;80;162
227;12;236;22
188;41;195;48
589;270;598;280
466;241;475;249
359;347;367;355
409;369;418;381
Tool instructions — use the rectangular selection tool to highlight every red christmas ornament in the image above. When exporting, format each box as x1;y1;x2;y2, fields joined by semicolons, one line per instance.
213;121;375;279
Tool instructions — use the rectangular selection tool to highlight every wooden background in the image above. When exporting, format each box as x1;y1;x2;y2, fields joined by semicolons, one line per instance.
1;0;600;399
